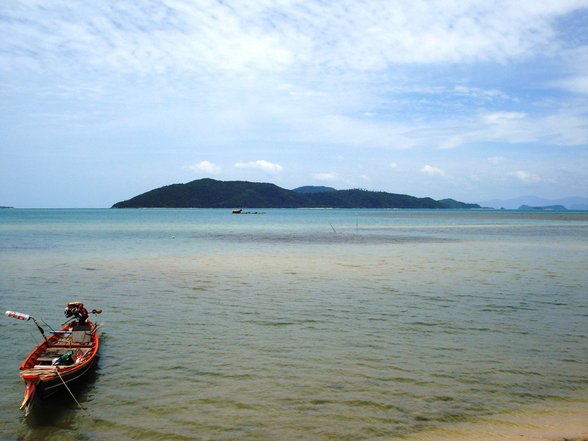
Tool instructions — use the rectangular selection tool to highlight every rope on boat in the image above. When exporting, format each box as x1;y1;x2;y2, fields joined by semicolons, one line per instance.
55;368;92;419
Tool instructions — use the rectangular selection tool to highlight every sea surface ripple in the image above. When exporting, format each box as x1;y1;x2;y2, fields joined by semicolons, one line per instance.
0;208;587;440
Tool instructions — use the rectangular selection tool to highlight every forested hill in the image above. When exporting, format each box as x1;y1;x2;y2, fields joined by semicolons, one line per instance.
111;178;480;209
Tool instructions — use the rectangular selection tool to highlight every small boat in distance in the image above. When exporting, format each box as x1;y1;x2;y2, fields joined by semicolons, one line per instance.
231;209;265;215
5;302;102;415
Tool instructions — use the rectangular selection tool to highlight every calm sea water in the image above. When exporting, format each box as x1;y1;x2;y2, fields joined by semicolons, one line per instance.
1;208;587;440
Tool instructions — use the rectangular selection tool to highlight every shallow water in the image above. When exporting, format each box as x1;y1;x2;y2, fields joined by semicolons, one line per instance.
0;209;587;440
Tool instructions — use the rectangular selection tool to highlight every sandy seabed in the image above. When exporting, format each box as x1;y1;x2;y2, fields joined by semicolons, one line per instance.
402;400;588;441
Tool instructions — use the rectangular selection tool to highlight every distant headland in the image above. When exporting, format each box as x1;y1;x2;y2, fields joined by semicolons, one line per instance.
518;204;567;211
112;178;480;209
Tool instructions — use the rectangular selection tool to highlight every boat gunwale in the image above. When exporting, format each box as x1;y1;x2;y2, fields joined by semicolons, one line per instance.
19;320;100;381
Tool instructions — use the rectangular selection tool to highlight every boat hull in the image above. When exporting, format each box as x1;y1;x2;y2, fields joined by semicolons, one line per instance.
19;320;99;414
27;357;97;398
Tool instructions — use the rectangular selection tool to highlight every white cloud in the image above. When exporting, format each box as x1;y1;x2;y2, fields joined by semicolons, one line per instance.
508;170;542;184
438;109;588;149
439;134;468;150
188;160;221;173
312;172;338;182
2;1;588;207
552;46;588;95
483;112;527;124
553;75;588;95
234;160;283;173
2;1;584;77
389;162;399;169
488;156;507;165
421;165;446;177
304;114;416;149
452;85;509;100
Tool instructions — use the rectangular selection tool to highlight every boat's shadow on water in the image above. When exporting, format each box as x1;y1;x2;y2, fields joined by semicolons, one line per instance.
23;356;100;429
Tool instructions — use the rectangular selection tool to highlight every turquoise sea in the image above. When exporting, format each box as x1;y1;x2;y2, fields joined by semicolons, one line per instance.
1;208;587;440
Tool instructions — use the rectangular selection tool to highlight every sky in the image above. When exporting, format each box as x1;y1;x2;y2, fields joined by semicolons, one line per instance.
1;1;588;208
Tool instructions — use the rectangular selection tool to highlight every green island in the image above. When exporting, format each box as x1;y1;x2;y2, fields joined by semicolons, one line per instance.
112;178;480;209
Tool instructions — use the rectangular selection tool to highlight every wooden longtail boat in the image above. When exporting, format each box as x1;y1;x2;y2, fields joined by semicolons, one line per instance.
6;303;101;415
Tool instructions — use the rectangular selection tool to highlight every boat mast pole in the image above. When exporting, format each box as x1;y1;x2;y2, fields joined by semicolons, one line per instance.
29;316;49;344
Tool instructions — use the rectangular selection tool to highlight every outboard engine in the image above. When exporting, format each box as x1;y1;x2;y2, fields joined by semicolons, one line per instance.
64;302;89;325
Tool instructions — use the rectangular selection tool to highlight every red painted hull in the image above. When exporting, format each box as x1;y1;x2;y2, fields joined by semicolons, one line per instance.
19;320;99;414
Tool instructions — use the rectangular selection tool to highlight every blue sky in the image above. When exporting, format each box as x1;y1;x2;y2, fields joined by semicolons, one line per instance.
1;1;587;207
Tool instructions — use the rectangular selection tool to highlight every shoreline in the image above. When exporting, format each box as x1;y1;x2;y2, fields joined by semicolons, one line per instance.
401;399;588;441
